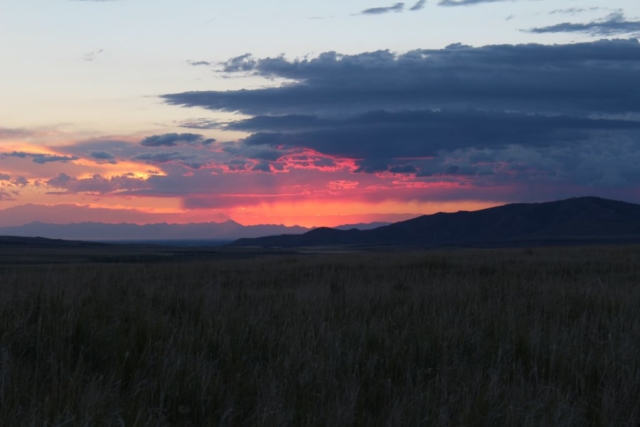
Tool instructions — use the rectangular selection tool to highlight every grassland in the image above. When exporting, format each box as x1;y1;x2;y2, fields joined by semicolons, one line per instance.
0;245;639;426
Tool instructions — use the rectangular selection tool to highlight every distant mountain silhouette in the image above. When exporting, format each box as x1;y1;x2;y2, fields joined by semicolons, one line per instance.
0;236;108;248
231;197;640;248
334;221;391;231
0;221;308;242
0;220;389;242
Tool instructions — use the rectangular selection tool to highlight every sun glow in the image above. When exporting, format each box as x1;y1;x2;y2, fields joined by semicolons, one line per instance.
223;199;502;227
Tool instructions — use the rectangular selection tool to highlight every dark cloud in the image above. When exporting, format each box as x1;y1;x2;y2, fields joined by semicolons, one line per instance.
133;152;195;164
416;162;494;177
356;0;428;16
12;176;29;187
90;151;117;164
436;136;640;188
251;162;272;173
527;13;640;36
222;143;285;161
162;40;640;191
176;118;221;130
354;161;392;174
56;138;237;173
163;39;640;116
389;165;418;174
550;8;585;16
438;0;513;6
359;3;405;15
47;173;149;194
549;8;606;16
90;151;115;160
187;60;211;66
223;160;253;172
4;152;78;164
140;133;215;147
222;53;256;72
409;0;427;11
56;140;144;166
233;110;640;161
224;110;640;185
225;114;321;132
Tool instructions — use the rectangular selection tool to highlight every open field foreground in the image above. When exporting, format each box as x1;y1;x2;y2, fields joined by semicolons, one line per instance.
0;247;639;426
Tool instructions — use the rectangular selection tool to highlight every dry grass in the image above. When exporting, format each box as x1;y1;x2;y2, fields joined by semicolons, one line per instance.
0;246;639;426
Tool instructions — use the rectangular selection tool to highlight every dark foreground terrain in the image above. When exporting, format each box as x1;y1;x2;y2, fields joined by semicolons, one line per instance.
0;236;274;265
0;246;639;426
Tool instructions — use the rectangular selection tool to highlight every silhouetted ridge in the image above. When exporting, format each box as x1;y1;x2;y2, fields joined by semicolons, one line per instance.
231;197;640;248
0;236;108;248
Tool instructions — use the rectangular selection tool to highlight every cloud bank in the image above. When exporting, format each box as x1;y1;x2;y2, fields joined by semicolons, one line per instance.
357;0;426;15
360;2;405;15
164;39;640;115
140;133;215;147
438;0;514;6
159;39;640;194
528;13;640;36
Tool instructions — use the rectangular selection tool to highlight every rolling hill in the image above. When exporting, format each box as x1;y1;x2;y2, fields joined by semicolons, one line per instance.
231;197;640;248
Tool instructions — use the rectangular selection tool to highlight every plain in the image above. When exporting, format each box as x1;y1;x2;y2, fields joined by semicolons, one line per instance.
0;246;638;426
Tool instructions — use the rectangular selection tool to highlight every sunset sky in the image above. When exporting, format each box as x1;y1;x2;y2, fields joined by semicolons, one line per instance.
1;0;640;227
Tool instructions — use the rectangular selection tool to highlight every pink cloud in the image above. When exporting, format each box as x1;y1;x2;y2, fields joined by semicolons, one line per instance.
327;180;359;190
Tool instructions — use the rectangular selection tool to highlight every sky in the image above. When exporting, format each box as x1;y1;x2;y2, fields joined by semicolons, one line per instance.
1;0;640;227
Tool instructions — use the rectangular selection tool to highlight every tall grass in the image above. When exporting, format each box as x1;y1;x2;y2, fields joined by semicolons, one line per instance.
0;246;639;426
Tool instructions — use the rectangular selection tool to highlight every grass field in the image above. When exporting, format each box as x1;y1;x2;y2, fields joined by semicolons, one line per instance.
0;246;639;426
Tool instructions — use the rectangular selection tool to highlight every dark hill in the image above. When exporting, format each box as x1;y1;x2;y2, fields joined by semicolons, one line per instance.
0;236;110;248
231;197;640;248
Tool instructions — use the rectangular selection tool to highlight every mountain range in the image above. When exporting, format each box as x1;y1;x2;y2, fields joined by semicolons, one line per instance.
0;220;390;242
231;197;640;248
